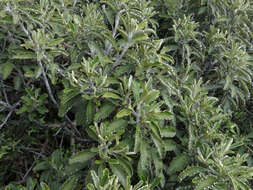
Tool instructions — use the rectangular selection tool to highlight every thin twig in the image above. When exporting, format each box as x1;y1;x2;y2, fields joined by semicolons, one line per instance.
0;110;13;129
0;137;45;157
38;60;59;108
54;127;63;136
73;0;78;7
15;65;28;87
20;23;80;135
22;161;36;181
1;39;7;53
38;59;79;134
0;100;10;108
111;43;130;70
60;132;65;148
16;155;41;185
0;101;21;130
33;121;93;142
20;23;32;41
0;79;9;105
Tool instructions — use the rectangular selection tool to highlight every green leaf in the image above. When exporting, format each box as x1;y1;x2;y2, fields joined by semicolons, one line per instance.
132;81;141;102
61;89;80;105
116;156;133;177
224;75;232;90
86;184;96;190
141;90;160;104
236;180;251;190
132;31;148;42
116;109;132;118
149;123;161;139
150;178;161;189
59;89;80;117
118;28;129;41
64;163;87;176
40;182;50;190
134;126;141;153
26;177;37;190
152;150;163;176
107;158;119;164
137;159;149;182
151;133;164;158
101;168;110;186
12;52;37;59
86;101;95;125
35;66;42;79
51;150;63;170
58;98;76;117
75;102;86;126
69;149;97;164
160;126;176;138
33;161;50;172
16;106;28;115
94;103;115;121
145;78;153;90
0;62;14;80
195;176;217;190
0;16;13;24
13;76;22;90
220;138;233;156
108;119;128;133
198;7;207;15
85;126;99;141
102;92;121;100
179;166;205;181
60;176;78;190
90;170;100;188
168;154;189;174
110;163;128;188
48;38;64;46
151;111;173;120
140;140;149;168
132;180;145;190
164;140;177;152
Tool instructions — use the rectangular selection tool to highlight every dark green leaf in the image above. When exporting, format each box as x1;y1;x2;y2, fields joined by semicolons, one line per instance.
69;150;97;164
0;62;14;80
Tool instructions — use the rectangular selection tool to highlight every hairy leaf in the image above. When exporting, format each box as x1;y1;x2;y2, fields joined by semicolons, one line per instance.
69;150;97;164
195;176;217;190
94;103;115;121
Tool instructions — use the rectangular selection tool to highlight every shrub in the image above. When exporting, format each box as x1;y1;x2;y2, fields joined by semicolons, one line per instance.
0;0;253;189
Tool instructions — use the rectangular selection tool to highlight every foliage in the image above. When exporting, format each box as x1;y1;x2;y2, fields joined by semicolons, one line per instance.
0;0;253;189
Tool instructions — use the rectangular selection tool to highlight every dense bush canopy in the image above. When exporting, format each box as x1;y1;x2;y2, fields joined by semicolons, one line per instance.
0;0;253;189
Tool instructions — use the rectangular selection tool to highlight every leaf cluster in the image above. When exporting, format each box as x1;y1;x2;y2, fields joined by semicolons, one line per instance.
0;0;253;190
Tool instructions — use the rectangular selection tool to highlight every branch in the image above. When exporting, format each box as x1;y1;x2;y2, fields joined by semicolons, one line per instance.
0;78;9;104
14;65;28;87
0;100;10;108
38;60;59;108
111;42;130;71
15;155;41;185
0;110;13;130
33;121;93;142
20;22;80;135
0;101;21;130
20;23;32;41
